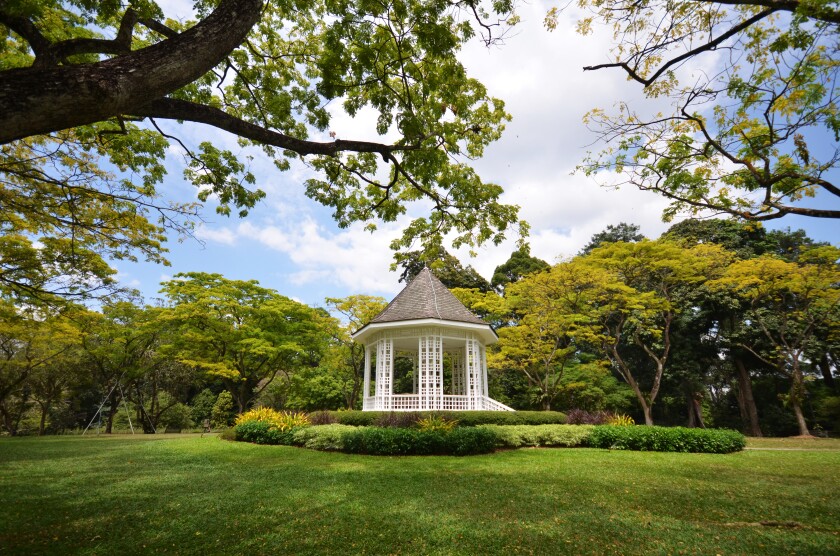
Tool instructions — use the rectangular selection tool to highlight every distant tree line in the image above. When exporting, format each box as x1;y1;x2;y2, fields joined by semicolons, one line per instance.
0;219;837;437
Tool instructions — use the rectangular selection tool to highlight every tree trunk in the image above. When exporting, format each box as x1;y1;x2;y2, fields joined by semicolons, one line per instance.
734;357;762;437
105;389;119;433
790;361;811;437
0;0;264;143
642;403;654;426
38;400;52;435
687;392;705;428
819;352;835;391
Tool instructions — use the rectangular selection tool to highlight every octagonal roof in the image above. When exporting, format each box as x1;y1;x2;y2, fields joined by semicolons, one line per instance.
351;267;496;344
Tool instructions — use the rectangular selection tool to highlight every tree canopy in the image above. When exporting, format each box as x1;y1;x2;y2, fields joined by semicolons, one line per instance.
0;0;521;302
563;0;840;221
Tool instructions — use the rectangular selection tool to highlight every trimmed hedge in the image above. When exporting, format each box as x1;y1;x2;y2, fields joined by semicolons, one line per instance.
320;410;567;427
292;424;356;451
588;425;746;454
479;424;594;448
341;426;497;456
234;421;298;445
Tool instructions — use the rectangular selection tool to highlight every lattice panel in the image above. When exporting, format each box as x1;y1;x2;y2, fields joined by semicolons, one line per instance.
451;350;465;396
375;338;393;410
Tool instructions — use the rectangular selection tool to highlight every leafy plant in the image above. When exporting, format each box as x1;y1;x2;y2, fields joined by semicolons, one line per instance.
235;408;310;431
606;414;635;427
479;425;594;448
211;391;235;427
588;426;746;454
416;414;457;432
374;412;421;428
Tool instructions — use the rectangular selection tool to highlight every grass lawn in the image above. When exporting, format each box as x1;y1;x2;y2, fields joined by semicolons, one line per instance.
1;435;838;555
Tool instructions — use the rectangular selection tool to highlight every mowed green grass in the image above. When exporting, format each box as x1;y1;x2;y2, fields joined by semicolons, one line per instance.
1;435;838;555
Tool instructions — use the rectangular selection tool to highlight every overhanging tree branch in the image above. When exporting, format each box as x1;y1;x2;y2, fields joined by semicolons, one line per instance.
0;0;264;144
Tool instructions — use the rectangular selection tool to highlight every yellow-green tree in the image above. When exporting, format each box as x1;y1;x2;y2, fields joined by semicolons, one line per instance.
324;294;387;409
708;255;840;436
583;240;733;425
490;260;611;410
159;272;325;414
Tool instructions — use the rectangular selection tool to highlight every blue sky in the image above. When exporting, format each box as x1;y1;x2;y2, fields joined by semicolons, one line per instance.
116;0;840;309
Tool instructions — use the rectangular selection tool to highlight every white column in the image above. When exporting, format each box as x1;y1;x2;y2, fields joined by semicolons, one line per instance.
466;337;481;409
481;345;489;398
363;344;371;410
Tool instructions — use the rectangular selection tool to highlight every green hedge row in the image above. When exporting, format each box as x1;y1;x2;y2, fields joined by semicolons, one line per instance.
588;425;746;454
342;427;497;456
317;410;568;427
234;422;746;455
478;424;594;448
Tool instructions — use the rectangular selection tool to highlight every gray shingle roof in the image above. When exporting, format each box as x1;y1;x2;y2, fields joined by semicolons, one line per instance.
369;267;486;325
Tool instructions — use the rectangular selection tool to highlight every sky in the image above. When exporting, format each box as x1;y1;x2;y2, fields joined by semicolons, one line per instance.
116;0;840;309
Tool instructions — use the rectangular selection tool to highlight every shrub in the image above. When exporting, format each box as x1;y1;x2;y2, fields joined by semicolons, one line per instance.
308;410;338;425
190;388;218;424
374;412;421;428
417;414;457;432
327;410;566;427
341;426;497;456
588;426;746;454
236;408;310;431
566;409;614;425
234;421;298;445
292;424;356;451
211;391;235;427
479;425;594;448
606;413;635;426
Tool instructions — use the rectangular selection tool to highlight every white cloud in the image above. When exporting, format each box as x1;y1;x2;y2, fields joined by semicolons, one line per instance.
237;219;406;295
195;225;237;246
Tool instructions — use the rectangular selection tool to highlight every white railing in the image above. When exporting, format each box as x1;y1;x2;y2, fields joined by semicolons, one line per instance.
362;394;513;412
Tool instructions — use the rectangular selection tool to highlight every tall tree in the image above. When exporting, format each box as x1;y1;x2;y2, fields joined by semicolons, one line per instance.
396;247;493;292
583;240;733;425
563;0;840;221
159;272;324;413
709;255;840;436
579;223;645;255
490;260;610;410
490;245;549;292
0;1;520;303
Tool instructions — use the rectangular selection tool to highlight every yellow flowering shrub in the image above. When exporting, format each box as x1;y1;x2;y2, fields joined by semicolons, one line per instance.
417;414;458;432
606;413;635;426
235;408;311;431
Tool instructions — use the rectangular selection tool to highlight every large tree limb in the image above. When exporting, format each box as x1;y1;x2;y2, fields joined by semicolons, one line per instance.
131;97;419;160
0;0;264;144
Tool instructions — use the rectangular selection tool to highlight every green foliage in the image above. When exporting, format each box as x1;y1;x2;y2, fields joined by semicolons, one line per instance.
159;272;327;413
588;426;746;454
211;391;235;428
341;426;497;456
416;414;458;432
325;410;567;427
490;245;550;292
190;389;217;424
233;421;298;445
572;0;840;220
235;407;311;431
1;0;523;304
159;403;193;431
395;248;493;292
579;223;645;255
606;414;635;426
291;424;356;451
479;424;594;448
